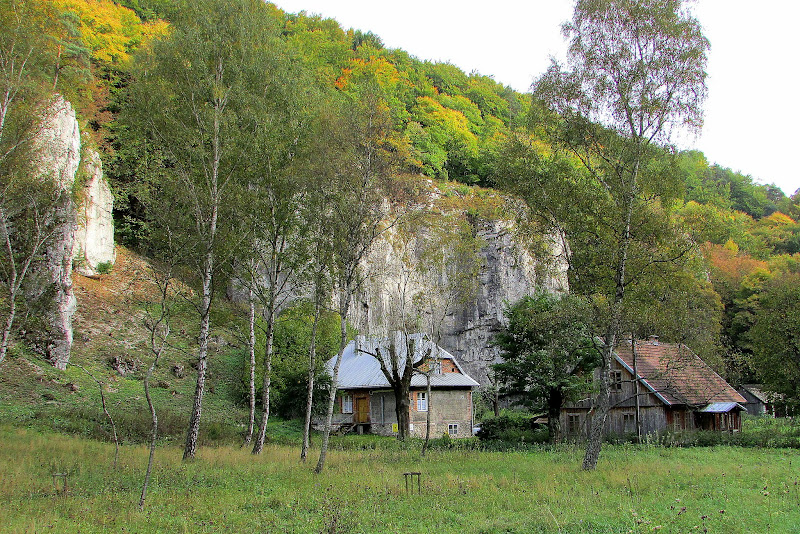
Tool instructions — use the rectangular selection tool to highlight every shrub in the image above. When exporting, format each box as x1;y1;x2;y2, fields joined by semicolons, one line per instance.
95;261;113;275
476;411;549;445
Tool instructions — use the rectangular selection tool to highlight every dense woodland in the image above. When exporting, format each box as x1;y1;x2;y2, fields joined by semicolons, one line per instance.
2;0;800;458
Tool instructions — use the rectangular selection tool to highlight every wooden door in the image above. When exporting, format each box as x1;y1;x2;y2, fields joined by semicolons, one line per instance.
355;397;370;423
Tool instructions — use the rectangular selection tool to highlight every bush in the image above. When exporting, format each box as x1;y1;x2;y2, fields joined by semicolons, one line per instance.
476;411;549;445
95;261;113;275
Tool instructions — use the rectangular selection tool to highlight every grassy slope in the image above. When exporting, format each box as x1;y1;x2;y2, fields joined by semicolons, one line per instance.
0;246;251;444
1;426;799;533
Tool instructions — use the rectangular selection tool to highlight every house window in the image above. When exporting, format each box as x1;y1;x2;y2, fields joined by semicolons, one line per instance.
610;370;623;391
417;391;428;412
342;394;353;414
567;414;581;434
448;423;458;437
432;361;442;374
623;412;635;432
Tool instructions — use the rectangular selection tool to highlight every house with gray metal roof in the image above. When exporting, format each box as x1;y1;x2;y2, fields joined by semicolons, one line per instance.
324;333;479;438
562;337;746;438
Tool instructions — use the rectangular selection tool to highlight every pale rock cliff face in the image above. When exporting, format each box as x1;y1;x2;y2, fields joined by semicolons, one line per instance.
353;196;569;386
24;96;115;369
27;96;80;369
74;149;115;275
440;221;568;384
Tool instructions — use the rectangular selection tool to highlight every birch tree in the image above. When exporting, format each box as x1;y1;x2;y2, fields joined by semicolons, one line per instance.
0;0;62;365
124;0;295;460
315;90;396;473
532;0;708;469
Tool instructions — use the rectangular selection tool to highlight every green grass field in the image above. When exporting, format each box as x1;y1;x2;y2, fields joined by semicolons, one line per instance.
2;426;799;533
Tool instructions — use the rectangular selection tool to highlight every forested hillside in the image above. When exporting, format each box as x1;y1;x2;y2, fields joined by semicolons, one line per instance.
2;0;800;449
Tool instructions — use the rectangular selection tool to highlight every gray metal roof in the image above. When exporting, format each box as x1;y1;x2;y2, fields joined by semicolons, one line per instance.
327;332;479;389
700;402;745;413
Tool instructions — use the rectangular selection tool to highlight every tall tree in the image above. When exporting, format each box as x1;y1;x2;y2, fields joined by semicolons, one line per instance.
123;0;292;460
238;54;315;457
0;0;64;365
493;292;600;443
532;0;708;469
750;272;800;411
315;89;396;473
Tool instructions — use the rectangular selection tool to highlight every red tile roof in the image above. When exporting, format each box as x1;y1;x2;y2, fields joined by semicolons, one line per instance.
615;340;746;406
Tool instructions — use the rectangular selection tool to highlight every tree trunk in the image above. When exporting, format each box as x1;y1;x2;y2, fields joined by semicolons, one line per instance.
632;332;642;442
252;303;275;454
582;180;635;470
315;293;350;474
140;355;159;508
0;289;16;365
243;292;256;446
182;97;222;461
548;388;563;444
301;296;321;462
395;384;410;441
183;249;214;460
582;339;612;470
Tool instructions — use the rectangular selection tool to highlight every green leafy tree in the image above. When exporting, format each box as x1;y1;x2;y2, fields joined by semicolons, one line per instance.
532;0;708;469
123;0;295;460
751;272;800;411
493;293;600;443
315;88;397;473
0;0;67;366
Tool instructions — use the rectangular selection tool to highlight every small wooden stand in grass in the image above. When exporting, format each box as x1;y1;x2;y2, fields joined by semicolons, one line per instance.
52;473;68;494
403;472;421;494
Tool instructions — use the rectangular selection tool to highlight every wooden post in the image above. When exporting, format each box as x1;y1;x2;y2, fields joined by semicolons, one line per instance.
632;333;642;442
403;472;421;494
52;473;68;494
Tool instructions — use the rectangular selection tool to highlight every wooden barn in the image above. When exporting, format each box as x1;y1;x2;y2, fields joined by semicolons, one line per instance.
736;384;786;417
324;333;479;438
562;337;746;438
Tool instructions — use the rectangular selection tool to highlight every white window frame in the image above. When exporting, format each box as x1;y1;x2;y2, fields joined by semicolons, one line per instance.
416;391;428;412
342;393;353;414
448;423;458;437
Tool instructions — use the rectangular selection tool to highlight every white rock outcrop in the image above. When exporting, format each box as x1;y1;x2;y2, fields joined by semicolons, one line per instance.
74;149;115;275
23;96;115;369
27;96;80;369
353;199;569;385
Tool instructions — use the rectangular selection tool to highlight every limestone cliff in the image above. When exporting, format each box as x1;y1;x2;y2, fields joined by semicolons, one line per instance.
26;96;80;369
74;149;116;276
24;96;115;369
353;182;568;385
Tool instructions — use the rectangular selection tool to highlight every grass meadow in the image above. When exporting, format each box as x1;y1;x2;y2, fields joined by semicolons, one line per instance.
2;426;799;533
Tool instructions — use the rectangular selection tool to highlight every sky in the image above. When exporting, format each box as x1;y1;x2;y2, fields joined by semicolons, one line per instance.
272;1;799;196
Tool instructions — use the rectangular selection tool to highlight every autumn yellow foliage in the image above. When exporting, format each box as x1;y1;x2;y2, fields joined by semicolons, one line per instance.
52;0;167;65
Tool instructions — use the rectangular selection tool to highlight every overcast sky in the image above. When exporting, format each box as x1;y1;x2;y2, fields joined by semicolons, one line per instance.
272;1;799;197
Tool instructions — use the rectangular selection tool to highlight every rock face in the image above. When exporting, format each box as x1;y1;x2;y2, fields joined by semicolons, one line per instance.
24;96;115;369
353;191;569;386
74;149;115;276
439;221;568;384
27;96;80;369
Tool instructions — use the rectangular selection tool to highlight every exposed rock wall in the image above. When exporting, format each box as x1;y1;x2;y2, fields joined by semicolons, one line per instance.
74;149;115;275
439;221;568;384
27;96;80;369
353;191;569;385
229;182;568;387
24;96;115;369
